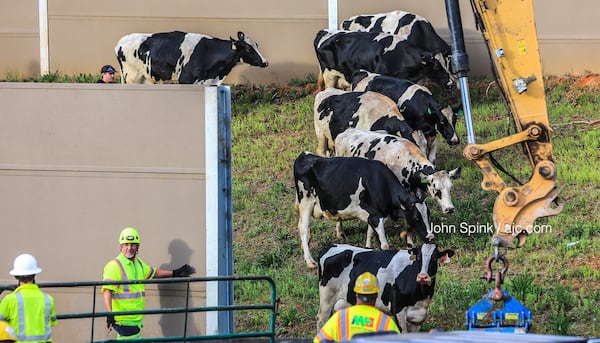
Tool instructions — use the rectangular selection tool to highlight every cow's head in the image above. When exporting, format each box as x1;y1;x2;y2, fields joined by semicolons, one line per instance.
421;52;454;89
401;195;432;242
419;167;461;214
232;32;268;68
413;243;455;286
428;102;459;145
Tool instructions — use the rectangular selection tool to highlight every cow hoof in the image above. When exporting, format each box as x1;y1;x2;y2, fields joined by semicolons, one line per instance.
381;243;390;250
307;260;318;269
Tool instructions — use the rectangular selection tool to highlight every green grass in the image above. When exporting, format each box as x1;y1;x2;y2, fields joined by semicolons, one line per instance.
3;70;100;83
229;75;600;338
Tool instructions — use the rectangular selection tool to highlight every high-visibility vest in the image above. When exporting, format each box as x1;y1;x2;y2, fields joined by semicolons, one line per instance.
102;253;156;325
314;304;400;342
0;283;57;343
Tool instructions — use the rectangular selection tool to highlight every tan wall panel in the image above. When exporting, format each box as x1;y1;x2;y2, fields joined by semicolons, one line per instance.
1;2;600;83
49;0;327;18
0;84;209;341
0;0;39;77
0;0;600;84
0;35;39;76
0;0;37;29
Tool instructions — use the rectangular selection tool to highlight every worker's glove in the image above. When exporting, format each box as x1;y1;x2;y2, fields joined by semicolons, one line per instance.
172;264;196;277
106;314;115;329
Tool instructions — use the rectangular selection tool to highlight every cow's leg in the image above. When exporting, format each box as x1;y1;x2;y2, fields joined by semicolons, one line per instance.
400;230;416;247
395;308;409;333
335;220;347;240
427;136;438;164
370;218;390;250
317;71;325;91
326;138;336;157
120;64;136;84
317;291;346;329
412;130;428;156
365;226;374;248
415;201;434;241
315;133;327;157
406;299;431;332
332;298;352;312
297;199;317;268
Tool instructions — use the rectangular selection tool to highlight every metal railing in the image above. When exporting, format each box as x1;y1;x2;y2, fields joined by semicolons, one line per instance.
0;275;276;343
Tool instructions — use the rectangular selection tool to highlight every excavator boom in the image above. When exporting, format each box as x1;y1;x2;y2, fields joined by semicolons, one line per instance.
445;0;563;248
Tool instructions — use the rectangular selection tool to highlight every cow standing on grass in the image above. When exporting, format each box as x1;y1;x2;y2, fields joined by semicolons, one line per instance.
313;88;427;157
293;152;431;268
335;128;460;215
341;10;455;86
317;243;454;333
352;70;460;163
115;31;268;84
314;29;454;91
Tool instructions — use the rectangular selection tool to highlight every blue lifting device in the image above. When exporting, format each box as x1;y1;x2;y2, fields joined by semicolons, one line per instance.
466;253;532;333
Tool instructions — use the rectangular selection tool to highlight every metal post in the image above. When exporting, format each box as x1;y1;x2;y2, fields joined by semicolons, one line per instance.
217;85;234;334
328;0;338;30
204;86;220;335
445;0;476;144
204;86;234;335
38;0;49;75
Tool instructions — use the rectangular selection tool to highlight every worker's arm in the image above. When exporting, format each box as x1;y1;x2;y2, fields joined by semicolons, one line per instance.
153;264;196;278
154;269;174;278
103;289;115;329
103;289;113;312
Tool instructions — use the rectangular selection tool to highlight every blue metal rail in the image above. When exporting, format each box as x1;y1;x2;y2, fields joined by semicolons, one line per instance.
1;275;276;343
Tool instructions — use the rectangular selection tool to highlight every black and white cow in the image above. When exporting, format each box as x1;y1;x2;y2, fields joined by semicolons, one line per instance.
352;70;460;163
317;244;454;333
335;128;460;215
341;10;454;85
115;31;268;84
314;88;427;157
314;29;454;91
293;152;430;268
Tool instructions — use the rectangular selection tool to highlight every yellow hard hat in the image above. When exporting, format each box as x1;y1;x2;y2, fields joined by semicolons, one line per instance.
0;321;17;341
119;227;140;244
354;272;380;295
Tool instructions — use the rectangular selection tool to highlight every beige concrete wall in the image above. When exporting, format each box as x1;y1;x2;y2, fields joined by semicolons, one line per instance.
1;1;599;83
0;83;208;341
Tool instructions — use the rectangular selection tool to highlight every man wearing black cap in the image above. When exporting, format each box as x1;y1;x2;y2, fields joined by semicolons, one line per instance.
98;65;116;83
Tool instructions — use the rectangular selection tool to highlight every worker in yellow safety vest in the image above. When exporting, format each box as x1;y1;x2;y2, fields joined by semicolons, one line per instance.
102;227;196;340
0;254;57;343
0;320;17;342
314;272;400;342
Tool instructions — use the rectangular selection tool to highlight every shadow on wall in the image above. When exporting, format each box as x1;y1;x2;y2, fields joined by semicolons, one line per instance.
158;239;201;338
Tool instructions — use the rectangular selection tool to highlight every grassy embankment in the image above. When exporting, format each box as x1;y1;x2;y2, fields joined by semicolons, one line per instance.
229;74;600;338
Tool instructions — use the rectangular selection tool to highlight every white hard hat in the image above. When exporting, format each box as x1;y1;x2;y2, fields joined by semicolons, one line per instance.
9;253;42;276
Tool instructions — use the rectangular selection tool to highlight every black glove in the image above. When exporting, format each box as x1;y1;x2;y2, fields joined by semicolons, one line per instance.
172;264;196;277
107;314;115;329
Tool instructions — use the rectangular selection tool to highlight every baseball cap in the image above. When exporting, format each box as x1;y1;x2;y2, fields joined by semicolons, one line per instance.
101;65;116;73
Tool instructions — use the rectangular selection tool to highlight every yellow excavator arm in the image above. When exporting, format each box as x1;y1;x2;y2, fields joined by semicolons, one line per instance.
445;0;563;248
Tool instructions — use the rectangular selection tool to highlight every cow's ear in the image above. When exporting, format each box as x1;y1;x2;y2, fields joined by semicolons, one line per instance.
439;249;455;263
238;31;245;41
